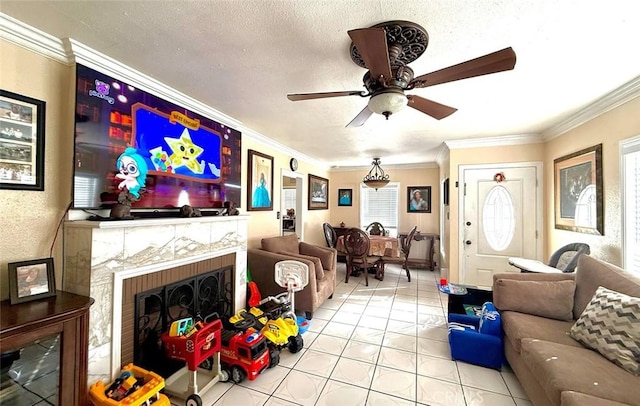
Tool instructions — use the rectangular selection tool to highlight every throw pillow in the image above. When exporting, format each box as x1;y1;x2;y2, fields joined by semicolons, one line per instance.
570;286;640;376
493;279;576;321
278;252;324;279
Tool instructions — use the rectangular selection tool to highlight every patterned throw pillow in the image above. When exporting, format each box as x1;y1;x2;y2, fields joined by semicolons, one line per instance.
570;286;640;376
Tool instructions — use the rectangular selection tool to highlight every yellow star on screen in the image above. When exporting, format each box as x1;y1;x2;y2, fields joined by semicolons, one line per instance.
164;128;204;174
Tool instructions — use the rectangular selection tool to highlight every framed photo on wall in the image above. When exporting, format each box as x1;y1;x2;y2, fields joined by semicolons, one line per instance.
554;144;603;235
8;258;56;304
247;149;274;211
338;188;352;206
407;186;431;213
0;90;46;191
308;174;328;210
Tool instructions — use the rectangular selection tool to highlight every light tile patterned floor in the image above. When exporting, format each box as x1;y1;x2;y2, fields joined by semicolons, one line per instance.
1;264;532;406
197;263;532;406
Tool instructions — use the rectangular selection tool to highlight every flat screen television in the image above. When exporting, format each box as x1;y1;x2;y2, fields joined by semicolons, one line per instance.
72;64;242;212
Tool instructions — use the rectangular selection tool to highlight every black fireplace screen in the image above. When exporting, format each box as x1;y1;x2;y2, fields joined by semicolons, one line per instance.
134;266;233;377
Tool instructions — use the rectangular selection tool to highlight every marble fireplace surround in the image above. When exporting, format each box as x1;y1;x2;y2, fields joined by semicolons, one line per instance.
63;215;248;383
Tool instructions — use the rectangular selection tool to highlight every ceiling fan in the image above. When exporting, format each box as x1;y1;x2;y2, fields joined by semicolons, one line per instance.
287;20;516;127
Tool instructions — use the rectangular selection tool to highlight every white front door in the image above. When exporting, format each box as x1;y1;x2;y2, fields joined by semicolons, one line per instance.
460;164;542;287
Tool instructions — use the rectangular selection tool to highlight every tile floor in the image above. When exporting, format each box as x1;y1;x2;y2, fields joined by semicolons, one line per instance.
0;264;533;405
188;263;532;406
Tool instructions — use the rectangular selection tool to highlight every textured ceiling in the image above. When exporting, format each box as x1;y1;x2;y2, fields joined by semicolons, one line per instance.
2;0;640;166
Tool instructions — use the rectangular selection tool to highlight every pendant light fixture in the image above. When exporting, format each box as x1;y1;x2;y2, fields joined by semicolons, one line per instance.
363;157;390;190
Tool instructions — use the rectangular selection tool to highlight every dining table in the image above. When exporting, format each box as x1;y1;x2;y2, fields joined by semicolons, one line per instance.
336;234;401;258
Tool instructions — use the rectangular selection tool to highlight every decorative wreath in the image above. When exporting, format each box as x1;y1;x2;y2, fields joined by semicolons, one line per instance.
494;172;506;183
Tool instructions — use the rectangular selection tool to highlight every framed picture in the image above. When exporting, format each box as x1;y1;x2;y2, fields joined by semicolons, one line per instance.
247;149;274;211
338;188;352;206
443;178;450;206
0;90;46;191
8;258;56;304
407;186;431;213
308;174;329;210
554;144;603;235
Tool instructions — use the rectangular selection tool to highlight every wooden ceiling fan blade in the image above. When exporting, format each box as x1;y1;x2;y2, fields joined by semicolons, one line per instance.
346;106;373;127
407;95;457;120
287;90;364;101
411;47;516;88
348;28;393;81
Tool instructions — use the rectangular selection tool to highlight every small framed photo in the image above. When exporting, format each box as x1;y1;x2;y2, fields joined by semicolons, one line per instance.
308;174;329;210
407;186;431;213
8;258;56;304
247;149;274;211
0;90;46;191
338;188;352;206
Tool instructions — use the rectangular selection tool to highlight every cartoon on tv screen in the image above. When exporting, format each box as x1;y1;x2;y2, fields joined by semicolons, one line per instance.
73;64;242;210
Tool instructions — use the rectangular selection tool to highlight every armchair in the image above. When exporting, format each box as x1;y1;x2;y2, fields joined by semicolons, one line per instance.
247;234;336;319
448;302;503;370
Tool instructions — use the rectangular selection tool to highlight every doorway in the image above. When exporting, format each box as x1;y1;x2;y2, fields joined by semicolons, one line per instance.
458;163;543;287
281;169;304;240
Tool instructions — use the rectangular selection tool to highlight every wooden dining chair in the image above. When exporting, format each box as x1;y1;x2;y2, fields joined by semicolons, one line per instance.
380;225;418;282
343;228;380;286
322;222;337;248
365;221;385;236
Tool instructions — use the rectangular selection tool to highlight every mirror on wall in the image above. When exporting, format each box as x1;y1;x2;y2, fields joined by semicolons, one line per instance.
281;175;297;236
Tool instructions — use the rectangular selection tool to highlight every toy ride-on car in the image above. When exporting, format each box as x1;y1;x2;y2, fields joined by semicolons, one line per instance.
231;260;309;356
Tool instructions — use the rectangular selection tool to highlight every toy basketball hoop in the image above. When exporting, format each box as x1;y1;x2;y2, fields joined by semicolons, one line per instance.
274;260;309;316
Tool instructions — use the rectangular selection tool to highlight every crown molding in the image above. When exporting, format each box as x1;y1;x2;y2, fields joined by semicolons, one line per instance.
542;75;640;140
435;143;449;166
241;127;329;169
0;13;68;63
330;161;438;172
445;133;542;149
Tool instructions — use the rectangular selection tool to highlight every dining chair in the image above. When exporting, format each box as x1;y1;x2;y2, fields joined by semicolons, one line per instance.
322;222;337;248
365;221;386;236
380;225;418;282
343;228;380;287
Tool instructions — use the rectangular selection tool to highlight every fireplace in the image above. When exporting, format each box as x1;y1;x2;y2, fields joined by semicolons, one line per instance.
63;216;248;384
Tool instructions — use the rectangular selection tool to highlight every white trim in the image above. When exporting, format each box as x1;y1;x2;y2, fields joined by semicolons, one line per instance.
619;134;640;272
330;161;438;171
435;143;449;167
280;169;305;241
242;126;327;169
543;76;640;140
445;133;542;149
458;162;543;283
0;13;69;63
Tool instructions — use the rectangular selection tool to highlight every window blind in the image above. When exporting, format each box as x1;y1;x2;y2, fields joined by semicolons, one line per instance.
622;137;640;274
360;183;399;234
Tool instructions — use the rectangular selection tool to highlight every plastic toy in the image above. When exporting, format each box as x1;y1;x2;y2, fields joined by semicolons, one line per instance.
161;318;227;406
88;363;170;406
219;321;274;383
230;260;309;354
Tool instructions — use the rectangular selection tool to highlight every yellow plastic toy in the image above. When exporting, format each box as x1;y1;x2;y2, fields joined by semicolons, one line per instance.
89;363;170;406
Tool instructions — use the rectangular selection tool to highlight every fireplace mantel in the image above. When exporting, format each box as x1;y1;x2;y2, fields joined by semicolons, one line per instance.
63;215;248;384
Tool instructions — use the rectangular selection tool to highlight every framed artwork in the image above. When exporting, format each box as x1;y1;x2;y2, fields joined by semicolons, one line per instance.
338;188;352;206
554;144;603;235
0;90;46;191
8;258;56;304
308;174;329;210
443;178;450;206
247;149;274;211
407;186;431;213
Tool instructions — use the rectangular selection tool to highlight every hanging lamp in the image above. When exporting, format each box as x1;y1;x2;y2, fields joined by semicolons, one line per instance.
363;158;390;190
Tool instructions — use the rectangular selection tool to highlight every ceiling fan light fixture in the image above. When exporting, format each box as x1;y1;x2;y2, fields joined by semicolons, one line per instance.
368;89;408;119
363;157;390;190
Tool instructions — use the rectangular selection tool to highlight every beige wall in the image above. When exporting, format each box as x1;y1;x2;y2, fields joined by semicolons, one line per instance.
447;143;545;282
329;166;441;235
0;40;75;299
543;96;640;266
0;39;330;301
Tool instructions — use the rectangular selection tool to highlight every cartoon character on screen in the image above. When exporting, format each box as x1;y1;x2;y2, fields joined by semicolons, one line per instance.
115;147;148;198
164;128;205;174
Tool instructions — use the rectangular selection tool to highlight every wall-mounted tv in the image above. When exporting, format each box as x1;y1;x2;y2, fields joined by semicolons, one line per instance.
73;64;242;211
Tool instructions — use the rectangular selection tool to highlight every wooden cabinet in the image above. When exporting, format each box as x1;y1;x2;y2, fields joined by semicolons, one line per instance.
0;291;93;406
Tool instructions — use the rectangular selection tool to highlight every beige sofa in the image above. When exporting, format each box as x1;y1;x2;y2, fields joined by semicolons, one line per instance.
247;234;337;319
492;255;640;406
